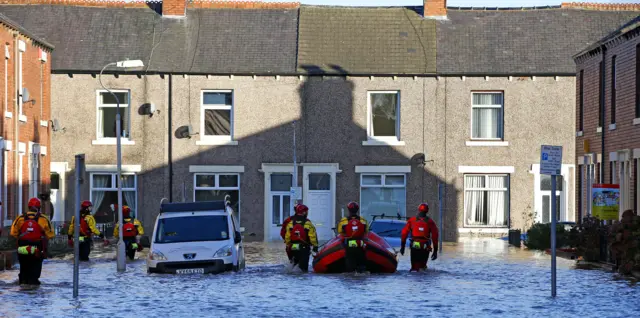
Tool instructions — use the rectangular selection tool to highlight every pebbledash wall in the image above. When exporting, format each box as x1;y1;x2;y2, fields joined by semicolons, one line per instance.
575;18;640;221
0;15;53;228
51;73;575;240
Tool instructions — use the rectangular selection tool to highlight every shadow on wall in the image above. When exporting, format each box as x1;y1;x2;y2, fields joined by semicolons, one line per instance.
58;66;460;242
0;180;54;238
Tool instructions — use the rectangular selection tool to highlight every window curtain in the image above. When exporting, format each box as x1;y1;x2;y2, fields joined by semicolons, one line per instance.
465;176;485;225
122;176;136;218
91;175;109;216
487;176;506;226
472;93;503;139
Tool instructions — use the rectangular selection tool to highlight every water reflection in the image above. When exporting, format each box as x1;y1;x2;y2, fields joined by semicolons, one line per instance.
0;239;638;317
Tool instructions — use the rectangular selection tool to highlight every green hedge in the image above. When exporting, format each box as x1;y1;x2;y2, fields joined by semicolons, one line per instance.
524;223;568;250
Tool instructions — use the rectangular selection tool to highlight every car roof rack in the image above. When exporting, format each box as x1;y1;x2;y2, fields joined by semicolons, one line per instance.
372;213;409;221
160;200;229;213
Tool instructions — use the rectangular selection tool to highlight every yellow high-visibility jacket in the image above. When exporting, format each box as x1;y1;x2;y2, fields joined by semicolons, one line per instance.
68;214;101;237
11;212;55;240
113;218;144;237
284;217;318;248
337;216;369;235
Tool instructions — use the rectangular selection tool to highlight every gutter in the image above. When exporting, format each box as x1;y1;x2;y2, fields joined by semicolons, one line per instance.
601;46;606;183
13;35;19;218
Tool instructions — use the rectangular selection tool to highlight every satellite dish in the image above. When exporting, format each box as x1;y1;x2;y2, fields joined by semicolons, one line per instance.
22;87;30;101
410;153;426;166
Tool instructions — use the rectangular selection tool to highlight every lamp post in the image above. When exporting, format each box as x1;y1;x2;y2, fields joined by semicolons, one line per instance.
98;59;144;272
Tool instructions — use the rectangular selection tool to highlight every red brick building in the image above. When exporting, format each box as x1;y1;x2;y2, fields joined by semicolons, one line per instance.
0;13;53;230
575;16;640;221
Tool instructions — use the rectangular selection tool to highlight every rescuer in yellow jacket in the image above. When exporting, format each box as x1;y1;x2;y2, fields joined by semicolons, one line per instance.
68;200;104;261
10;198;55;285
113;205;144;260
337;202;369;235
284;204;318;272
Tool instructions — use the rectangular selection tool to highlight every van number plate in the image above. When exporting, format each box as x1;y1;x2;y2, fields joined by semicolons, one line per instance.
176;268;204;274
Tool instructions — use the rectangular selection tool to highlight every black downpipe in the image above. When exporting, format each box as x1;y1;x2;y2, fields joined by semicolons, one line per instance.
601;47;607;184
168;74;173;202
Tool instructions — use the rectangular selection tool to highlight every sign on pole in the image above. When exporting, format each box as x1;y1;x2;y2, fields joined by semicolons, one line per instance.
540;145;562;298
540;145;563;176
290;187;303;200
592;184;620;220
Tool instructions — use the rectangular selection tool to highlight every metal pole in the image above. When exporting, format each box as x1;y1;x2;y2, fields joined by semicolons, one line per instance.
99;62;125;272
73;154;83;298
551;174;557;298
292;121;297;213
438;183;443;254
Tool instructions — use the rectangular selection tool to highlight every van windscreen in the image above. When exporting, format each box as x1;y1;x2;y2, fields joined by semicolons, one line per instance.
155;215;229;243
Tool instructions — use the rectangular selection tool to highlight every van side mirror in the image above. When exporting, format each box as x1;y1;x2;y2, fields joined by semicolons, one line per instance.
234;231;242;244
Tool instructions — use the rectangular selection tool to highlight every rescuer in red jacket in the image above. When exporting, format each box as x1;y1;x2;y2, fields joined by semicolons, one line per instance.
400;203;439;272
280;204;299;262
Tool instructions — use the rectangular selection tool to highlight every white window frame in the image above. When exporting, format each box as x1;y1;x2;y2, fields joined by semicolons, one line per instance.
470;91;504;141
366;91;402;145
89;172;137;218
4;45;10;118
614;150;631;217
95;89;132;142
193;173;240;202
359;173;407;218
463;174;510;228
198;90;235;145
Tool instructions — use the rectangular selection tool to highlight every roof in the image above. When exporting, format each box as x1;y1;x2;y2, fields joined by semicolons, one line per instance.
297;6;436;75
574;15;640;59
0;4;298;74
437;8;640;75
0;12;54;49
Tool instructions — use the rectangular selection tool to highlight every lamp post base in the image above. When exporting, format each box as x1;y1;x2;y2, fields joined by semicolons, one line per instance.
116;240;126;272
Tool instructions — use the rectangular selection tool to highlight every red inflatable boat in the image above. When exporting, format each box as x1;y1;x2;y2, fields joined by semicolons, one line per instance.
312;232;398;273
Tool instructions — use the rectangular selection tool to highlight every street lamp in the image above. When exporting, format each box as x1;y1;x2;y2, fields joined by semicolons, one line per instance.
98;59;144;272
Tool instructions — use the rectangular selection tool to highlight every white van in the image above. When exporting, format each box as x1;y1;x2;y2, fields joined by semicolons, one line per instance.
146;201;246;274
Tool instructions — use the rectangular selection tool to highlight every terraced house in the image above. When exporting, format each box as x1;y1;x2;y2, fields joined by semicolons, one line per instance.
0;0;637;241
0;13;53;229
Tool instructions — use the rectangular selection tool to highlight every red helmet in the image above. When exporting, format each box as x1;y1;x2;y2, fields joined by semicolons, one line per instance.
122;205;131;218
81;200;92;210
27;198;41;211
347;201;359;215
418;203;429;214
295;204;309;216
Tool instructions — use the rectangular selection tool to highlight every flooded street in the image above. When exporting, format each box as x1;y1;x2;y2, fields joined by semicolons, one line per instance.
1;239;638;317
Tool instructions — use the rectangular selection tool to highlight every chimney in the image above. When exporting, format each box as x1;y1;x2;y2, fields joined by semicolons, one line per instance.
424;0;447;18
163;0;187;18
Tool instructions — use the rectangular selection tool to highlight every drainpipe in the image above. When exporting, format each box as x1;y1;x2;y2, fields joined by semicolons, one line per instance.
168;74;173;202
600;46;607;185
13;35;19;217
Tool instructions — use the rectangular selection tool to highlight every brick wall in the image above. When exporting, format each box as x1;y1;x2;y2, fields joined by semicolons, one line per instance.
575;29;640;221
425;0;447;17
0;23;52;226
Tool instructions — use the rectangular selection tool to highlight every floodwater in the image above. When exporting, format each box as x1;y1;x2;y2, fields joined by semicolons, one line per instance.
1;239;638;317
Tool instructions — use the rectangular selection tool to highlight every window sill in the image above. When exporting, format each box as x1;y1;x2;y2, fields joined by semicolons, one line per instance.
609;123;616;131
634;118;640;126
465;141;509;147
18;114;27;122
596;127;602;133
5;111;12;118
196;140;238;146
362;139;406;146
92;139;136;145
40;120;48;127
458;227;509;234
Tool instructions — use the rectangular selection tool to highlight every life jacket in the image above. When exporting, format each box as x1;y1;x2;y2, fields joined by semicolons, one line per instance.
19;213;45;243
289;216;309;244
343;216;366;248
80;214;91;237
410;216;432;249
123;218;138;238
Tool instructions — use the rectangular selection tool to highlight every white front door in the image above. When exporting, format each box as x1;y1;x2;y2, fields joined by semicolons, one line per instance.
50;162;68;222
303;165;338;242
267;172;293;241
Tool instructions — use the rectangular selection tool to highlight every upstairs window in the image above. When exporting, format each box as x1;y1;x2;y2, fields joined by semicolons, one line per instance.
367;91;401;142
97;90;130;139
201;90;233;141
472;92;504;140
